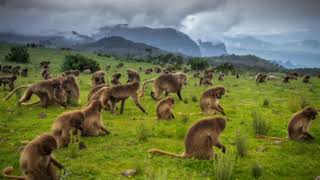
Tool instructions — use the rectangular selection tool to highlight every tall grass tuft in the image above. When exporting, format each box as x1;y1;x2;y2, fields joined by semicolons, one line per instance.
191;95;198;102
262;98;269;108
288;95;310;113
235;131;248;157
214;152;235;180
252;110;269;135
252;163;263;179
136;123;151;142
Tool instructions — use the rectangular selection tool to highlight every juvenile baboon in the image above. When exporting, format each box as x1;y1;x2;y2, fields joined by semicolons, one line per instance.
156;97;175;120
255;73;267;83
40;61;50;68
52;110;85;147
154;66;162;73
111;73;121;85
12;66;21;75
2;134;64;180
82;100;110;136
0;75;17;90
63;69;80;77
140;73;187;101
218;74;225;81
283;76;290;83
148;117;227;159
105;65;111;71
91;70;106;87
4;78;67;108
2;65;12;73
127;69;140;83
145;68;153;74
20;68;28;77
288;107;318;141
303;75;310;83
200;86;226;115
199;73;213;86
116;63;124;69
41;68;52;80
97;82;147;114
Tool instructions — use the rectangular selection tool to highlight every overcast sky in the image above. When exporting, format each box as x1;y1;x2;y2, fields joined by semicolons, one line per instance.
0;0;319;42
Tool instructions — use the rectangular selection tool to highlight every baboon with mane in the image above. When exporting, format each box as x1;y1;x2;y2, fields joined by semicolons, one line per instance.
200;86;226;115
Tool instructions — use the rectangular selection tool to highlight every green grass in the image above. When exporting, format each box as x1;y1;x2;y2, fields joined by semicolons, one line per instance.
1;43;320;179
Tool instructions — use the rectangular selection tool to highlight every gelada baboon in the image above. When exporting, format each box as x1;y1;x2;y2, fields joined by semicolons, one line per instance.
82;100;110;136
140;73;187;101
2;65;12;74
127;69;140;83
52;110;85;147
303;75;310;83
87;84;109;101
2;134;64;180
288;106;318;141
0;75;17;90
63;69;80;77
12;66;21;75
111;72;121;85
218;74;225;81
40;61;50;68
20;68;28;77
148;117;227;160
154;66;162;73
41;68;52;80
98;82;147;114
200;86;226;115
255;73;267;83
60;75;80;105
4;78;67;108
156;97;175;120
282;76;291;83
145;68;153;74
199;73;213;86
91;70;106;87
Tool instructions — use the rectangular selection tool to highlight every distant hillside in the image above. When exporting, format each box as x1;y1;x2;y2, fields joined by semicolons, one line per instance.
205;54;285;72
94;24;201;57
76;36;165;57
198;40;227;57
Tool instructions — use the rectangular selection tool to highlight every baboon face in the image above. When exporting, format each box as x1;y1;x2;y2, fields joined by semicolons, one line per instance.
113;73;121;78
213;87;225;99
61;76;76;89
302;107;318;120
38;135;57;155
167;97;174;105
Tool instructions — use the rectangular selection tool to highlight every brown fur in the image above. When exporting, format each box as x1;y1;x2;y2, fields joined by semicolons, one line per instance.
63;70;80;77
218;74;224;81
52;110;85;147
91;70;106;87
156;97;175;120
60;75;80;105
140;73;187;101
145;68;153;74
154;66;162;73
12;66;21;75
148;117;226;159
4;78;67;108
283;76;290;83
255;73;267;83
127;69;140;83
199;73;213;86
200;86;226;115
82;100;110;136
41;69;52;80
111;72;121;85
0;75;17;90
40;61;50;69
303;75;310;83
2;65;12;74
2;134;64;180
288;107;318;141
20;68;28;77
87;84;109;101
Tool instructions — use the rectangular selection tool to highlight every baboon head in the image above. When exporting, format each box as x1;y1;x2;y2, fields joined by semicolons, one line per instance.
89;99;103;111
61;75;76;90
176;73;187;86
112;73;121;79
302;107;318;120
212;86;225;99
38;134;58;155
166;97;175;105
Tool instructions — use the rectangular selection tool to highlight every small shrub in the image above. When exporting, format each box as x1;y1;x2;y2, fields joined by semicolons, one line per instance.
136;123;151;142
191;95;198;102
183;99;189;104
5;46;30;63
214;152;235;180
252;110;269;135
235;131;248;157
262;98;269;108
252;163;263;179
62;54;100;73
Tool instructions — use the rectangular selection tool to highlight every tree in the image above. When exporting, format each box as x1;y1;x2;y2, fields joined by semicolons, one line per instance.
188;58;209;70
62;54;100;73
5;46;30;63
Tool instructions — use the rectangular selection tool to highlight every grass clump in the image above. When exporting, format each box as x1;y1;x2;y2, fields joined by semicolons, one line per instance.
252;163;263;179
136;123;151;142
288;95;310;112
214;152;235;180
262;98;269;107
191;95;198;102
235;131;248;157
252;110;269;135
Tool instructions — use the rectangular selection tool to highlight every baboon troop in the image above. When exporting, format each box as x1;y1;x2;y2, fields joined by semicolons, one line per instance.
255;73;267;83
156;97;175;120
288;107;318;141
111;72;121;85
200;86;226;115
0;75;17;90
140;73;187;101
91;70;106;87
2;134;64;180
149;117;226;159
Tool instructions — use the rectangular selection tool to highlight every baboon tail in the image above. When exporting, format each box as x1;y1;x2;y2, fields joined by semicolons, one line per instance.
148;148;183;158
21;101;40;106
3;85;29;101
2;167;26;180
139;78;155;97
256;134;287;141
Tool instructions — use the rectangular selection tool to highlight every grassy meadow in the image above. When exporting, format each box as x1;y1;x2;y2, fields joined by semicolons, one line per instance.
0;43;320;179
